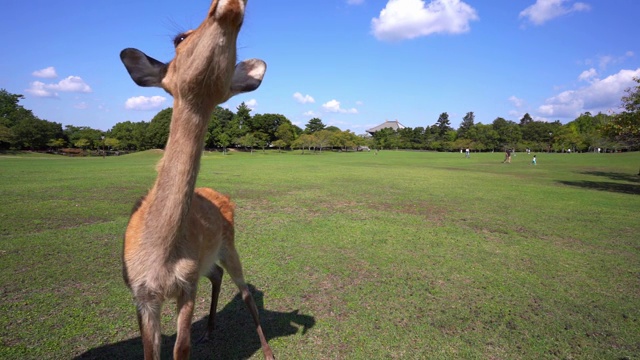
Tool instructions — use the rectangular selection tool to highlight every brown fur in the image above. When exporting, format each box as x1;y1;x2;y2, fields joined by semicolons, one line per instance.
120;1;272;359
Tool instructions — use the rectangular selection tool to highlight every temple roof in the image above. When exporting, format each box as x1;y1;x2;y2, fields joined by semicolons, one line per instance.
366;120;406;134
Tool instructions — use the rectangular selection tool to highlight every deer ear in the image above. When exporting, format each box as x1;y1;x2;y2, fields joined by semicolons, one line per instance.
230;59;267;95
120;48;168;87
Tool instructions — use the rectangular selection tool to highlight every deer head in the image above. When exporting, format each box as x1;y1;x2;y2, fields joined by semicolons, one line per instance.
120;0;266;112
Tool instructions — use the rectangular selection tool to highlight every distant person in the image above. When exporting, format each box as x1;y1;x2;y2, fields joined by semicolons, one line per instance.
465;148;470;158
503;149;512;163
531;155;537;165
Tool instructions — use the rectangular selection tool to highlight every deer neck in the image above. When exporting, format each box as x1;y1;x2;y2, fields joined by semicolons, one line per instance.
143;103;210;251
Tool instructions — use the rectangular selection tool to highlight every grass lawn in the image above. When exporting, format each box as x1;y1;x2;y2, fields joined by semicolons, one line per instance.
1;149;638;359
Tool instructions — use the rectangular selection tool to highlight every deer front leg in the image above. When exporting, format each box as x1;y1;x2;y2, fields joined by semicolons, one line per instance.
198;265;224;343
174;289;197;360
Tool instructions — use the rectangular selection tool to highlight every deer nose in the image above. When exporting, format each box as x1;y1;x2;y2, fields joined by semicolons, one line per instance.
210;0;246;21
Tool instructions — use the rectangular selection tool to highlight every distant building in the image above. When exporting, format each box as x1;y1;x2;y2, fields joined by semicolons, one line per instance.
366;120;406;135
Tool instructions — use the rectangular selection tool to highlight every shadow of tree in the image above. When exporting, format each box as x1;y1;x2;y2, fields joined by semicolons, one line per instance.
580;171;640;183
558;180;640;195
75;284;315;360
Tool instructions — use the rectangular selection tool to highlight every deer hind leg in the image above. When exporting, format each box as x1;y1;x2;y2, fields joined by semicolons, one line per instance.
174;288;197;360
136;298;163;360
220;246;275;360
198;264;224;343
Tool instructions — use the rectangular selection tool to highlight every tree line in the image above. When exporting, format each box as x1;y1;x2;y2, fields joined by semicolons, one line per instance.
371;111;618;153
1;78;638;153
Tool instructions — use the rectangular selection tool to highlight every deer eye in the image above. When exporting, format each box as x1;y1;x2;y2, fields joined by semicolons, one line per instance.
173;33;188;47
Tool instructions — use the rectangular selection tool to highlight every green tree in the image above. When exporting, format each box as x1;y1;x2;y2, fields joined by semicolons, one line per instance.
147;108;172;148
108;121;150;150
467;123;499;151
331;130;358;151
291;133;316;154
47;138;66;151
314;129;333;152
250;113;289;143
602;112;640;148
237;132;257;153
394;127;425;149
104;137;121;150
232;102;252;137
435;112;452;139
519;113;534;126
291;124;304;137
218;133;231;154
601;77;640;160
253;131;269;153
205;106;234;149
274;122;295;149
372;127;396;150
64;126;104;149
521;120;555;150
272;139;287;152
0;124;14;149
13;117;63;150
565;112;609;152
492;117;522;149
75;138;90;150
457;112;475;139
305;118;325;134
621;77;640;113
225;104;252;143
0;89;34;129
0;89;63;150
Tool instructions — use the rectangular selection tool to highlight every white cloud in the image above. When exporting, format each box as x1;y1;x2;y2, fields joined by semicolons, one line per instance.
25;81;58;98
600;52;634;69
578;68;597;82
371;0;479;41
244;99;258;109
519;0;590;26
537;68;640;118
293;92;315;104
32;66;58;78
322;99;358;114
124;96;167;111
304;110;319;117
583;52;635;71
509;96;524;108
50;76;92;93
25;76;92;98
74;102;89;110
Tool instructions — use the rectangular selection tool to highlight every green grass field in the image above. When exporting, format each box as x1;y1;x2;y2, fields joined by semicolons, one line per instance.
1;150;639;359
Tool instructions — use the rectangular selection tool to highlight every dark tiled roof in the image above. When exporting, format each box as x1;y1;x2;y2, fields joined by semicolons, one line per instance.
366;120;406;134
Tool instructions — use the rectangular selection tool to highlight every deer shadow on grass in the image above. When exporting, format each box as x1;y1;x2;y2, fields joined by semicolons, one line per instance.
75;284;315;360
557;171;640;195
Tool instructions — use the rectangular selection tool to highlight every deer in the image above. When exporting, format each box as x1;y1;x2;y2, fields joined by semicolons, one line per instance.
119;0;273;359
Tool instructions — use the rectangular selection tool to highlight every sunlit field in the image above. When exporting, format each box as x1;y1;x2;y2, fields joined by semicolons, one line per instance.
1;150;638;359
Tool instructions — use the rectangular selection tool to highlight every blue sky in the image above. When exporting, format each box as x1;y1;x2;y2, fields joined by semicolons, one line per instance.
1;0;639;133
